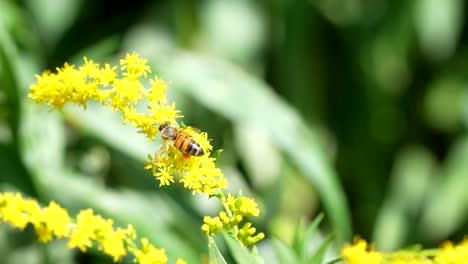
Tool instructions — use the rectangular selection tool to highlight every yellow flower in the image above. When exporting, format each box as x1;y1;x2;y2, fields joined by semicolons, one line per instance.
201;216;223;235
134;238;168;264
238;197;260;217
341;238;383;264
120;52;151;80
36;201;71;242
148;76;169;104
155;167;175;187
67;209;100;251
0;192;35;229
435;238;468;264
99;227;127;262
99;63;118;85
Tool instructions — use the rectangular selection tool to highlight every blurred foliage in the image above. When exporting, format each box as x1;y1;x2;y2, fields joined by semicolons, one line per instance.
1;0;468;263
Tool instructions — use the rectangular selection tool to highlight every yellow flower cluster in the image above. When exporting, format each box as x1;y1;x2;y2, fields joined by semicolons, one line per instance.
435;239;468;264
342;238;468;264
0;192;173;264
341;238;382;264
30;53;178;140
201;193;264;247
29;52;264;249
29;52;226;195
146;126;227;194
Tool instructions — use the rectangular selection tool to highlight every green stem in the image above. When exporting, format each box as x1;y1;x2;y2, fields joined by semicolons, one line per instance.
214;189;239;236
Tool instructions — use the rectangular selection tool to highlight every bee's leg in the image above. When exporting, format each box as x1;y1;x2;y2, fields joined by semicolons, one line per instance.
182;153;190;159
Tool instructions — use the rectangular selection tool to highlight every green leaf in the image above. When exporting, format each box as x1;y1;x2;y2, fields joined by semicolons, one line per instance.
65;103;154;160
307;234;334;264
292;218;306;257
271;237;300;264
290;214;330;264
301;213;325;260
222;232;262;264
0;19;37;196
24;0;81;46
419;136;468;241
208;237;228;264
212;149;223;159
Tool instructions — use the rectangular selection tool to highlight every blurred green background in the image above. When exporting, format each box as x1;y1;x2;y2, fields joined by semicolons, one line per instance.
1;0;468;263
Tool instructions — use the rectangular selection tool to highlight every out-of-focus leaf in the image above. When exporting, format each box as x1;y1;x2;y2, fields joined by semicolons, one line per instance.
233;124;281;190
307;234;334;264
424;77;464;132
374;146;435;250
420;137;468;241
66;103;154;160
0;18;38;196
415;0;464;61
314;0;362;26
293;213;324;259
271;237;299;264
157;52;351;242
292;218;306;258
373;203;408;252
222;232;262;264
200;0;266;65
208;237;228;264
301;213;324;254
20;103;65;184
25;0;81;47
0;20;20;146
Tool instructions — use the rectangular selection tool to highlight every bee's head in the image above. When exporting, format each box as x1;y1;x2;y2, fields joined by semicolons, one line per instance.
159;121;171;132
159;122;177;140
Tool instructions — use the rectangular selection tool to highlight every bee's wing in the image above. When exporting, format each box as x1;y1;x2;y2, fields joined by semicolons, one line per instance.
153;138;171;162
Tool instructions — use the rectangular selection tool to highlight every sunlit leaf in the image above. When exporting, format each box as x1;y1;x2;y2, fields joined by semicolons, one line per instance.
272;237;300;264
222;232;262;264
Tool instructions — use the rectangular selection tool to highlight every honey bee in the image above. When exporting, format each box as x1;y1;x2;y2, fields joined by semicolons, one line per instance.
158;122;204;157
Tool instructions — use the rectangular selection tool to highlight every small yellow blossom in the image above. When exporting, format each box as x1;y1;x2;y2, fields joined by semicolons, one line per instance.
120;52;151;80
100;227;127;262
341;238;383;264
0;192;36;229
148;76;169;104
134;238;168;264
36;201;71;242
435;238;468;264
225;193;260;217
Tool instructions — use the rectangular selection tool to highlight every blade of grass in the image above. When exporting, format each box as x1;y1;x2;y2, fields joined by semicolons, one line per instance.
222;232;262;264
307;234;334;264
271;237;300;264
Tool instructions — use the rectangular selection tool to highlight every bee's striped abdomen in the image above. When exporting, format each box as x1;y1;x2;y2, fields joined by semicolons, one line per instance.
175;132;204;156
